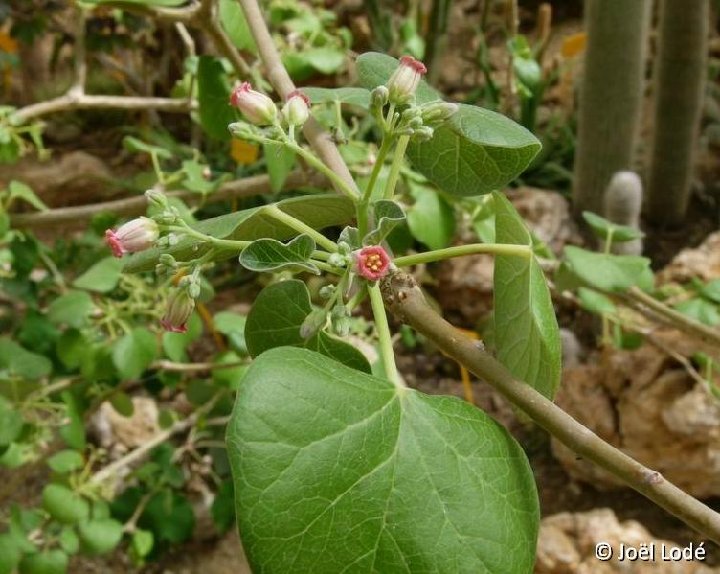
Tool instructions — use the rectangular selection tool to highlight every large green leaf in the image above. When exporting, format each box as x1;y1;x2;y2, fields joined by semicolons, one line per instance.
198;56;234;141
227;347;538;573
356;52;441;105
124;195;354;272
493;192;561;399
406;105;541;197
245;281;370;373
239;235;318;274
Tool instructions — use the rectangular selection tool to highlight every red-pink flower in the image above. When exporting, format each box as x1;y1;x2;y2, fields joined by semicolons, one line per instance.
160;289;195;333
229;82;277;125
354;246;391;281
282;90;310;127
387;56;427;104
104;217;159;258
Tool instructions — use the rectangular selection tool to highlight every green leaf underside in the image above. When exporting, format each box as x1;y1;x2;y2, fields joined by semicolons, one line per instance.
563;246;654;293
406;105;541;197
124;195;354;272
493;192;561;399
355;52;441;105
239;235;318;274
245;281;370;373
364;200;405;245
302;87;372;108
228;347;538;574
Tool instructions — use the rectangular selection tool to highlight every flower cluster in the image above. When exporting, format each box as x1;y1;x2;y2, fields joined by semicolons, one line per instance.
369;55;457;141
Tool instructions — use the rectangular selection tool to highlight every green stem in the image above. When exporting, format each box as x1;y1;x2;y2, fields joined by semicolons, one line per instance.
358;137;393;238
394;243;532;267
368;283;404;390
313;260;344;275
263;204;338;252
281;136;359;201
383;135;410;200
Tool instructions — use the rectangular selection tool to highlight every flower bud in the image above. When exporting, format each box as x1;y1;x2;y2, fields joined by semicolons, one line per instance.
386;56;427;104
145;188;169;210
420;102;459;126
229;81;277;126
104;217;159;258
299;309;326;339
353;245;391;281
160;289;195;333
370;86;389;109
281;90;310;128
413;126;435;141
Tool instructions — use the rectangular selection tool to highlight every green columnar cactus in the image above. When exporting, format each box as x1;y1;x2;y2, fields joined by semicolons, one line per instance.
572;0;650;217
604;171;643;256
646;0;709;226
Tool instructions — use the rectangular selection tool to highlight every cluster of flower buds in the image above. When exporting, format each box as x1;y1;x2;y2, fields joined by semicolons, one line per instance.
369;56;457;141
104;217;159;258
228;82;311;140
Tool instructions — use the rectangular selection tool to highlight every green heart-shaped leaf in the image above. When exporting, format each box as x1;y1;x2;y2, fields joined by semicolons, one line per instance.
493;192;561;399
364;200;405;245
245;281;370;373
228;347;538;573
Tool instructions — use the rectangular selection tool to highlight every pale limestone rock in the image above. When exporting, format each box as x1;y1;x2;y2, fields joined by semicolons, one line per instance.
536;509;718;573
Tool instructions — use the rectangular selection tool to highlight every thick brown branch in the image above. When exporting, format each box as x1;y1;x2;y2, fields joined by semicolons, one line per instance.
381;270;720;545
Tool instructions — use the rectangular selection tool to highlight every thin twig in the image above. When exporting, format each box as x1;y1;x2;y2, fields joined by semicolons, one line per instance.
10;94;195;125
10;171;326;228
236;0;360;198
624;286;720;349
381;270;720;544
150;359;247;372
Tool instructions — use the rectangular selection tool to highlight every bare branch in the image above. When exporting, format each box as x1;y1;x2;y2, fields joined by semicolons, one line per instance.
381;270;720;544
10;171;326;228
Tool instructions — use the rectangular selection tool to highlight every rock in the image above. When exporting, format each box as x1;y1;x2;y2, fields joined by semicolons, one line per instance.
657;231;720;285
0;151;114;209
536;509;717;573
438;188;577;323
90;396;160;452
552;331;720;497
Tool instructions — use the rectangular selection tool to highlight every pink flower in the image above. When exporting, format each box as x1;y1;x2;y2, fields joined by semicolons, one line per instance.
387;56;427;104
281;90;311;127
104;217;159;258
160;289;195;333
354;246;391;281
229;82;277;125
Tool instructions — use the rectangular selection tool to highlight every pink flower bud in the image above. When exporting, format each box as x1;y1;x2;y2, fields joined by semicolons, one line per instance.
353;246;391;281
160;289;195;333
281;90;310;127
229;82;278;125
387;56;427;104
104;217;159;258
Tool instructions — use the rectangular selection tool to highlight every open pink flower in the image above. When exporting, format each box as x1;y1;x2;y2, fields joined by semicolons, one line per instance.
387;56;427;104
229;82;277;125
104;217;159;258
282;90;310;127
354;246;391;281
160;289;195;333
